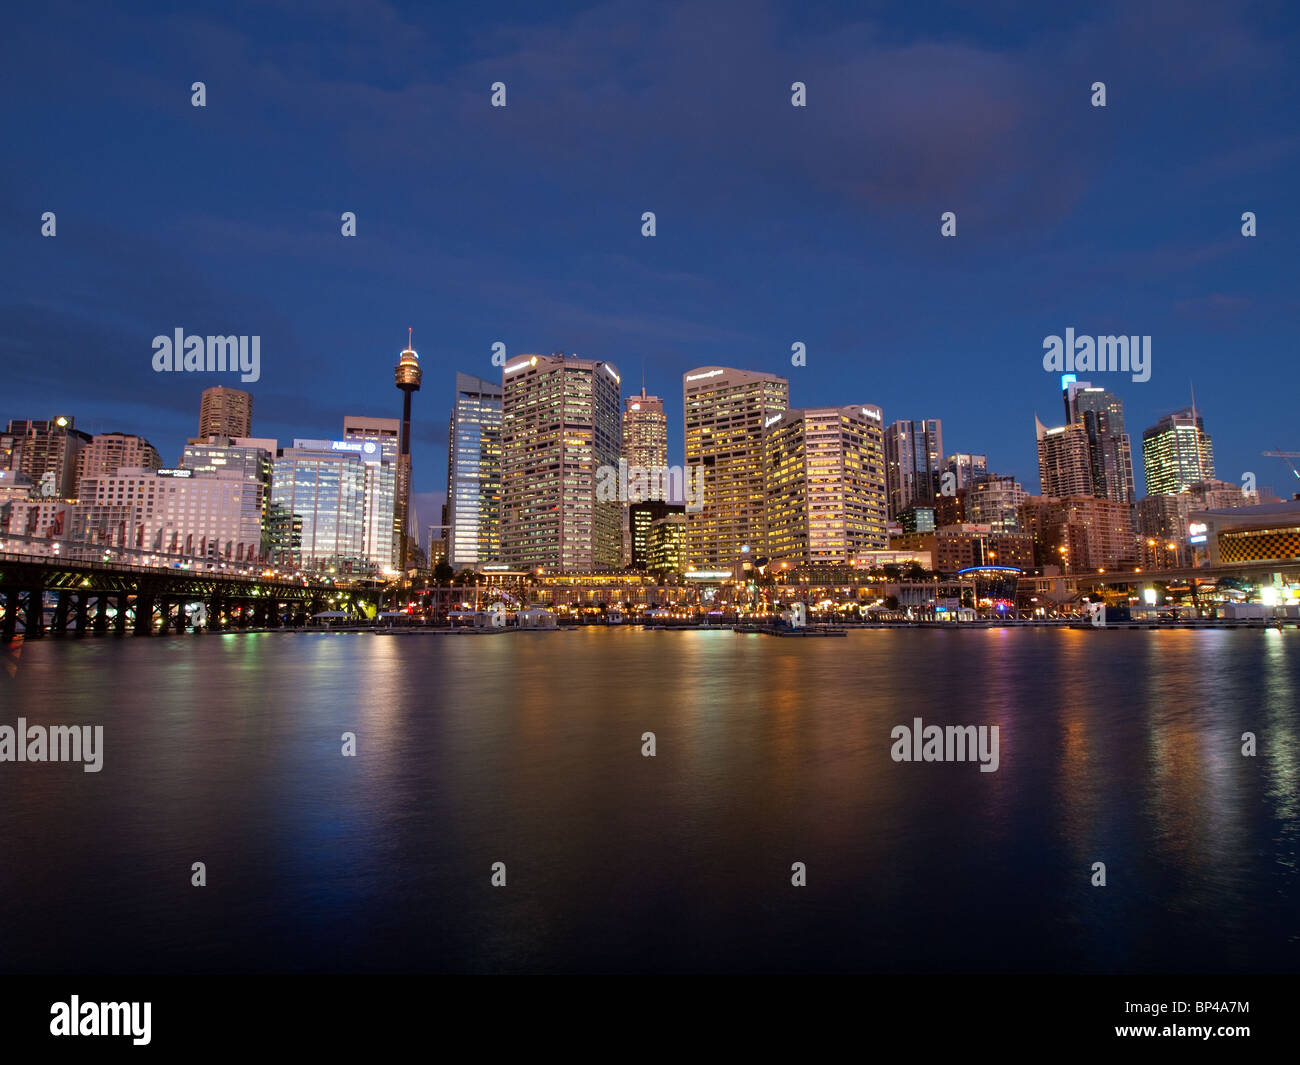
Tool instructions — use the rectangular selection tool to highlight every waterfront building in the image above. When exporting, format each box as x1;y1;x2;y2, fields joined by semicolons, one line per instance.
446;373;503;569
502;352;622;573
763;405;888;566
73;466;263;561
342;416;400;572
270;441;368;570
647;512;686;578
683;366;789;570
630;500;683;569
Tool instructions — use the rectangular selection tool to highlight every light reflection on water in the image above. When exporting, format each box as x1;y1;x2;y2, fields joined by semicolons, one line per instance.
0;628;1296;973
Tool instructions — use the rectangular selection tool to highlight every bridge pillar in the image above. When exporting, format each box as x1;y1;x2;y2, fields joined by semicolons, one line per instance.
114;595;128;636
26;587;45;639
134;594;154;636
1;588;16;642
53;591;71;634
94;595;109;634
267;598;281;629
209;592;224;632
75;592;89;635
174;600;189;634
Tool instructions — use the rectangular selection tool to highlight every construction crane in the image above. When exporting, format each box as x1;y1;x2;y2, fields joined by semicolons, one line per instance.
1262;450;1300;481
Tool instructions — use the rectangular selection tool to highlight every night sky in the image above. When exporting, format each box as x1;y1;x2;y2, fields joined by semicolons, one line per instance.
3;0;1298;532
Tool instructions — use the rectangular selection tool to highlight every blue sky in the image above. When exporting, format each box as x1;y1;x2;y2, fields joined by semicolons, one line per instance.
3;0;1298;530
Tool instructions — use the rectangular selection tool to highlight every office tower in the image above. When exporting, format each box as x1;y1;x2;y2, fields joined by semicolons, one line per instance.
629;500;684;569
73;467;264;561
648;513;686;577
884;419;943;519
501;352;622;573
393;331;423;572
1142;409;1215;496
622;387;669;566
4;417;91;498
270;441;368;570
1063;381;1136;504
340;416;400;572
446;373;503;569
764;405;888;566
966;475;1026;533
683;366;789;569
946;453;987;491
1036;417;1094;498
181;436;276;557
622;388;668;470
76;433;162;484
198;387;253;440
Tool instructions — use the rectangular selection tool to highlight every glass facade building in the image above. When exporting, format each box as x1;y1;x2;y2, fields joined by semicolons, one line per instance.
271;441;368;571
446;373;503;569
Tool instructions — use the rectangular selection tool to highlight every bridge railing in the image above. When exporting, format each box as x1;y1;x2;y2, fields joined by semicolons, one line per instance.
0;533;381;589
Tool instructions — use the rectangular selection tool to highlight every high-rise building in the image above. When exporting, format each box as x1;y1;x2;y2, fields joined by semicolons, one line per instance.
76;433;162;485
622;388;668;470
622;388;669;567
764;405;888;566
446;373;503;569
270;441;368;570
1036;418;1094;498
393;331;423;572
884;419;943;519
501;352;622;572
4;417;91;498
341;417;401;572
1064;381;1136;504
198;387;253;439
683;366;789;570
1142;409;1215;496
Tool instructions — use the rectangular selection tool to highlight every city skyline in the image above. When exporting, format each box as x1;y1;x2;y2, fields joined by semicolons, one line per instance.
3;1;1297;526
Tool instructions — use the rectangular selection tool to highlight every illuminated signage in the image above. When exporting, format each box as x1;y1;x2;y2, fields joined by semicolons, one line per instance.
604;364;621;383
505;356;537;375
1188;522;1207;536
684;569;733;580
764;414;782;428
1189;535;1207;544
685;370;724;382
157;468;192;478
331;441;365;452
861;407;882;422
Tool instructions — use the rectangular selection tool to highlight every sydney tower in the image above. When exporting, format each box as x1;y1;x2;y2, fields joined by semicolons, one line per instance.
394;328;422;573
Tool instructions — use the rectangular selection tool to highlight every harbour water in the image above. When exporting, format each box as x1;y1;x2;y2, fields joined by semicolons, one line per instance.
1;627;1297;973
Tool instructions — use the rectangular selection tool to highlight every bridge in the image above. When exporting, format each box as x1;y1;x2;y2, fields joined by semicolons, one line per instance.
0;537;385;641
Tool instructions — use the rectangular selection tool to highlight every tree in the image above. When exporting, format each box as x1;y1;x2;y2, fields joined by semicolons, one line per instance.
884;595;900;611
906;563;928;581
433;561;455;585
